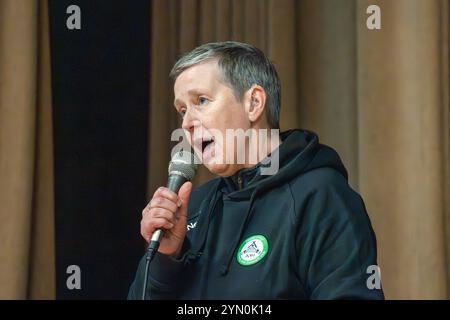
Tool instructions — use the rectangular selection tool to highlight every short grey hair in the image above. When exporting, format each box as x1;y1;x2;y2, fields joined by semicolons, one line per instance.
170;41;281;129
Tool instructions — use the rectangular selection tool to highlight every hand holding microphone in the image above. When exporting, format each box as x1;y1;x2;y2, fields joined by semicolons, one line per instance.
141;181;192;258
141;150;198;257
140;150;198;299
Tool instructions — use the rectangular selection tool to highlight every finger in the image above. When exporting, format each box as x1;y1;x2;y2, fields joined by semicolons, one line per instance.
149;208;175;224
149;196;178;213
177;181;193;218
152;217;174;230
141;217;174;235
153;187;178;204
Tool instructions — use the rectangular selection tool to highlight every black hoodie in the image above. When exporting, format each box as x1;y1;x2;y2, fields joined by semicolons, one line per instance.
128;129;384;299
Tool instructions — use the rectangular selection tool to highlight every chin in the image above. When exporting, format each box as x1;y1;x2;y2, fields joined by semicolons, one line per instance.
204;163;236;177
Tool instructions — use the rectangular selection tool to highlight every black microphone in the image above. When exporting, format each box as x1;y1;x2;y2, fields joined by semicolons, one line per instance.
148;150;199;250
142;150;199;299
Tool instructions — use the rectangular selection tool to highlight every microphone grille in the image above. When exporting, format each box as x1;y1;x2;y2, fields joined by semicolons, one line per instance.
168;150;199;181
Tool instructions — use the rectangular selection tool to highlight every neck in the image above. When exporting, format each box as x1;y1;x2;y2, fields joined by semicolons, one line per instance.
243;128;281;169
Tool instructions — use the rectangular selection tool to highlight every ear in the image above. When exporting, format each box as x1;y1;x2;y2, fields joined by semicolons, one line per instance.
244;85;267;124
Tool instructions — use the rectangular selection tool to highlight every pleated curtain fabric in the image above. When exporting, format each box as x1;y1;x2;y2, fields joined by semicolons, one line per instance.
0;0;55;299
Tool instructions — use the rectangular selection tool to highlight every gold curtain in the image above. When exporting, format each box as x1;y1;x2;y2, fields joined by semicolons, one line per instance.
356;0;449;299
0;0;55;299
148;0;450;299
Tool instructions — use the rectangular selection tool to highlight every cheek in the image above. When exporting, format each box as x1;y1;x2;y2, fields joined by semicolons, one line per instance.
202;96;248;131
223;103;248;127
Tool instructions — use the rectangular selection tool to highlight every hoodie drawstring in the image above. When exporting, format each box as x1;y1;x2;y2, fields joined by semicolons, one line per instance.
219;188;261;276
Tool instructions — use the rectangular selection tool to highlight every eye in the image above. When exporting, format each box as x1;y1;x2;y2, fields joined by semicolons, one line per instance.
198;96;209;106
179;108;186;117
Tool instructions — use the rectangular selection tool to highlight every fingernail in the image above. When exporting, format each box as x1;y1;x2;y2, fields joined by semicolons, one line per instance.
177;200;182;207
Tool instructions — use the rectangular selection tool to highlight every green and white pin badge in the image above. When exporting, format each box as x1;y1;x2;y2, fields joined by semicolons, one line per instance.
237;235;269;266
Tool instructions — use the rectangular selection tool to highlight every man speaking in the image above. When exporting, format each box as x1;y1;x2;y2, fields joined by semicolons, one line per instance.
128;41;384;300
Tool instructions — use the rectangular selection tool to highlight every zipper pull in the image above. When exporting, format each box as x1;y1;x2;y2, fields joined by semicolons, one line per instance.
237;175;243;189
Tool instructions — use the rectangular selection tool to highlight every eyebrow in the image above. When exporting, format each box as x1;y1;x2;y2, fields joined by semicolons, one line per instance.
174;88;210;107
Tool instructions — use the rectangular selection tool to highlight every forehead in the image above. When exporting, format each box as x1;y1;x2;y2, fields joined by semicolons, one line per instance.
174;59;223;94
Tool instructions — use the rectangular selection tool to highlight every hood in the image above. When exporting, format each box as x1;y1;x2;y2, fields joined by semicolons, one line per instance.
222;129;348;198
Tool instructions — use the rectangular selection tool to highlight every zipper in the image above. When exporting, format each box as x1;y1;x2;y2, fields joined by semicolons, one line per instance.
237;175;243;190
220;187;261;276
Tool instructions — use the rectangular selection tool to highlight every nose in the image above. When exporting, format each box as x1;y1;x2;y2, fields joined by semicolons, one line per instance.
181;108;198;134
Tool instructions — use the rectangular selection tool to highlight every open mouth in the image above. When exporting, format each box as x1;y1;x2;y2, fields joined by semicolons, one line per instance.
201;137;214;153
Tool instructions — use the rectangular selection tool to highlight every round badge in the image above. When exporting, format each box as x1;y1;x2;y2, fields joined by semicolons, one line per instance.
237;235;269;266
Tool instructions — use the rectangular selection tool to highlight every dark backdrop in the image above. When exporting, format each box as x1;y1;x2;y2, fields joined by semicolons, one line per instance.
49;0;149;299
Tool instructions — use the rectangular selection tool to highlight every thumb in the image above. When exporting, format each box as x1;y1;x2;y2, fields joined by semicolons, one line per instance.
177;181;193;217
